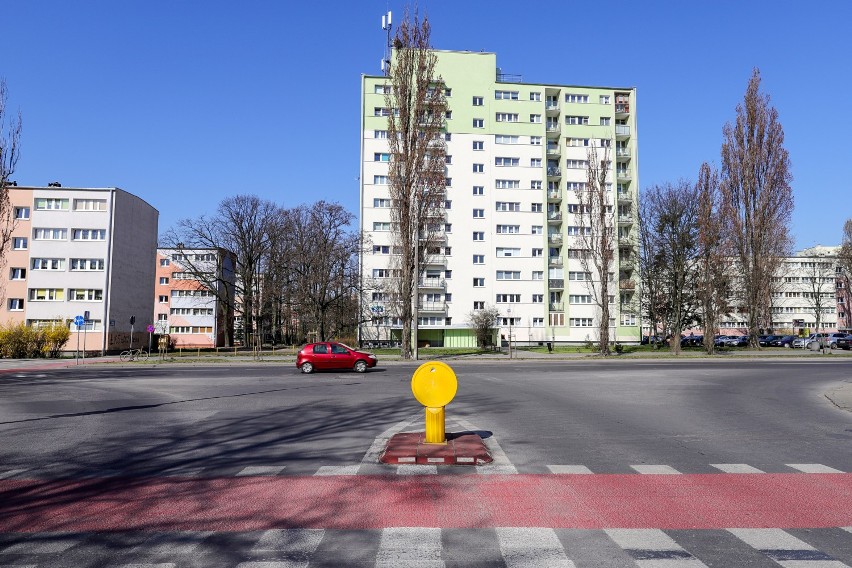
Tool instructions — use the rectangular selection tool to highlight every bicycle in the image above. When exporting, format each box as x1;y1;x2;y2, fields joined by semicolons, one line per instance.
119;348;149;362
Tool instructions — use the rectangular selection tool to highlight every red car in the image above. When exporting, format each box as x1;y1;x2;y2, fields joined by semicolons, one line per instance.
296;342;378;374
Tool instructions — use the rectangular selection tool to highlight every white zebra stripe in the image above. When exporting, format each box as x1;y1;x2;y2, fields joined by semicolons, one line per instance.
235;466;286;476
710;463;765;473
496;527;575;568
630;465;682;475
314;465;360;476
728;528;849;567
786;464;844;473
397;465;437;475
375;527;444;568
547;465;594;474
605;529;707;567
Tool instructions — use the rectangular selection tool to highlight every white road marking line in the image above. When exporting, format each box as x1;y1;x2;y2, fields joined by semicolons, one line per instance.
236;562;308;568
375;527;444;568
496;527;576;568
605;529;707;567
235;466;286;476
728;528;848;567
786;464;844;473
251;529;324;553
547;465;594;474
0;469;28;479
454;417;517;474
397;464;437;475
710;463;765;473
118;564;177;568
314;465;360;476
630;465;682;474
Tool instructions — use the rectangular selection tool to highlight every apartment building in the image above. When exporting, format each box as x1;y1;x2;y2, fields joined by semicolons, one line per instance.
720;245;849;334
2;184;158;353
154;248;236;348
360;50;640;347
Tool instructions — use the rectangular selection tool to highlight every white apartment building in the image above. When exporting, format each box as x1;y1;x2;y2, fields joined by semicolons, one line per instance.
2;184;158;353
360;50;640;347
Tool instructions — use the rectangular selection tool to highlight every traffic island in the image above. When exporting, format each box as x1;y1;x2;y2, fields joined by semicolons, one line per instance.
379;431;493;465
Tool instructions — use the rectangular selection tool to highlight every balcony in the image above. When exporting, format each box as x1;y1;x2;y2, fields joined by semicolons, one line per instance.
549;302;564;311
418;278;446;289
547;189;562;201
618;215;633;225
419;302;448;313
547;211;562;222
616;169;632;181
545;122;561;136
546;144;561;156
423;254;447;265
618;235;632;245
549;257;563;267
546;167;561;178
619;279;636;291
548;234;563;243
420;231;447;242
615;125;630;138
616;190;632;203
616;147;631;159
615;103;630;115
548;279;564;290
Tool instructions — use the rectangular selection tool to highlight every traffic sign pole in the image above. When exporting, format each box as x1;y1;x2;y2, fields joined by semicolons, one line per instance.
73;315;85;366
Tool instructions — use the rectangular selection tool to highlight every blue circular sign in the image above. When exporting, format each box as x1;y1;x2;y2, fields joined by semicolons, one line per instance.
74;315;85;327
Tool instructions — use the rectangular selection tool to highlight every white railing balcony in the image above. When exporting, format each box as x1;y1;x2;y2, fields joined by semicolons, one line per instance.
549;279;564;289
547;167;561;177
616;148;631;158
616;170;632;180
548;190;562;200
617;190;631;202
549;257;563;266
549;302;564;311
419;302;448;312
548;234;563;243
418;278;446;289
547;211;562;221
615;125;631;137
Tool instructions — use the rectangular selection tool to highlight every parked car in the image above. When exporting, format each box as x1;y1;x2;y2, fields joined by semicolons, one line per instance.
835;334;852;350
792;336;808;348
826;332;848;349
772;335;797;348
725;335;749;347
296;342;378;374
680;334;702;347
713;335;732;347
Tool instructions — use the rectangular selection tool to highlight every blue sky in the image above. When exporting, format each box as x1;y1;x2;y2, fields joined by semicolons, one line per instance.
4;1;850;249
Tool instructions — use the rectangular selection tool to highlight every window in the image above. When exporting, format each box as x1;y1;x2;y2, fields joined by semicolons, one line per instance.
570;295;593;304
473;186;484;196
445;132;452;141
531;203;542;212
33;228;67;240
530;136;542;145
473;278;485;287
373;175;389;185
70;259;105;271
568;271;592;281
445;177;452;187
495;113;519;122
444;270;452;279
472;96;483;106
10;268;26;280
531;225;543;235
373;222;391;231
530;92;541;101
550;313;564;326
73;199;107;211
495;294;521;303
473;163;484;173
445;110;452;119
14;206;30;219
445;223;453;232
532;249;543;257
565;115;590;125
495;135;519;144
158;313;169;321
600;117;611;126
8;298;24;311
530;114;542;123
495;180;520;189
374;107;391;116
159;277;169;285
570;318;594;327
445;155;453;165
31;258;63;270
373;198;392;208
532;294;544;303
566;159;588;169
567;138;590;147
565;94;589;103
159;295;168;303
495;90;519;100
69;289;103;301
532;317;544;327
532;270;543;280
473;209;485;218
496;225;520;234
621;313;637;326
72;229;106;241
494;156;521;167
531;181;542;190
473;254;485;264
600;95;611;104
444;88;452;97
160;258;170;267
496;271;521;280
473;118;484;128
496;247;520;257
567;182;588;191
374;130;388;138
495;202;521;212
473;301;485;309
373;245;390;254
34;198;69;210
374;152;390;162
473;141;484;150
473;231;485;241
374;84;391;94
28;288;64;301
530;158;542;168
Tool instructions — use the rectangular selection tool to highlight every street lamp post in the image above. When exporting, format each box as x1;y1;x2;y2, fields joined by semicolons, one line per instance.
507;308;513;360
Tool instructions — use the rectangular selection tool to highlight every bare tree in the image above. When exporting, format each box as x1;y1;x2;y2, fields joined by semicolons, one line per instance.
720;68;794;348
0;79;23;276
384;9;447;359
467;305;500;349
573;144;614;355
638;191;664;346
800;255;835;351
695;163;733;354
162;195;277;346
283;201;361;342
838;219;852;332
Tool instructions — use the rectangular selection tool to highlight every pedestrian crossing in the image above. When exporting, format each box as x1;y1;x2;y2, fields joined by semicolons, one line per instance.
1;527;851;567
0;462;847;478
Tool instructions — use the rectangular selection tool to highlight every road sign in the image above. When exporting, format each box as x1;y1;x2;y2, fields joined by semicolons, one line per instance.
74;315;85;328
146;325;155;333
83;310;90;321
130;315;136;325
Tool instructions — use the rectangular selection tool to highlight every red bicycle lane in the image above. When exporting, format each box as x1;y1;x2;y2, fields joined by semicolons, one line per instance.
2;472;851;532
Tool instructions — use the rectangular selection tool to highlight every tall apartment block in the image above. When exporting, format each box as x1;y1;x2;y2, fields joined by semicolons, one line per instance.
154;248;236;348
360;50;639;347
2;184;158;353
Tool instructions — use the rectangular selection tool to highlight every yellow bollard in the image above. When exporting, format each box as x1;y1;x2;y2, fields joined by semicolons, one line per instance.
411;361;458;444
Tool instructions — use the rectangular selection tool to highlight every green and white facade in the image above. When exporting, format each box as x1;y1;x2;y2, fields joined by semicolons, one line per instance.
360;50;640;347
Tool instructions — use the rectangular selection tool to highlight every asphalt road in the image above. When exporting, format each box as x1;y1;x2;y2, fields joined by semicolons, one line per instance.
1;359;851;566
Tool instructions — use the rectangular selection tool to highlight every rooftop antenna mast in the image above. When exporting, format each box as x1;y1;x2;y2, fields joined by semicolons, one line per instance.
381;10;392;75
